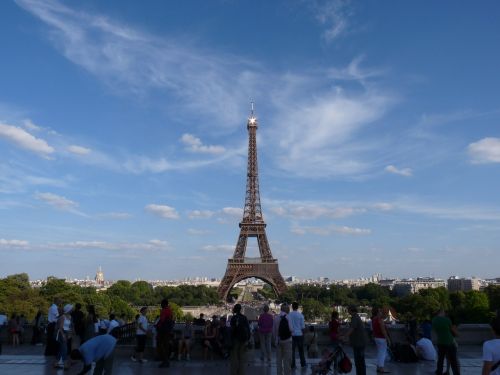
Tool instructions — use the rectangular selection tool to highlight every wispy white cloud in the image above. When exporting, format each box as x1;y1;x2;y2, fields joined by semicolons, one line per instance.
385;165;412;177
49;239;170;251
291;224;371;236
201;244;234;253
271;86;394;178
35;192;78;210
67;144;91;155
145;204;179;219
310;0;352;43
394;200;500;221
98;212;132;220
0;122;54;158
468;137;500;164
181;134;225;155
187;210;215;219
15;0;257;129
187;228;211;235
0;238;30;248
221;207;244;218
266;199;365;220
327;56;384;82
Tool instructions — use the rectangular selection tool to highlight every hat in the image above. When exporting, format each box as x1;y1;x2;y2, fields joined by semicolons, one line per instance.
63;304;74;314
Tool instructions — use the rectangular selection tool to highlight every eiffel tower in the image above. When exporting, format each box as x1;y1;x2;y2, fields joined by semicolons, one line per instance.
218;104;287;301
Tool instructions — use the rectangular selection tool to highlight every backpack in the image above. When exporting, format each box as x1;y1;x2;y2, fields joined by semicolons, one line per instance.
278;315;292;341
233;314;250;342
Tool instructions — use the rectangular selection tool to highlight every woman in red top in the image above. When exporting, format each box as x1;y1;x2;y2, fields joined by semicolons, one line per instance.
372;307;391;373
328;311;340;347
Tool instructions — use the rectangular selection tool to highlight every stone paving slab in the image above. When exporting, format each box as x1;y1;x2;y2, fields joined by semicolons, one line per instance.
0;346;485;374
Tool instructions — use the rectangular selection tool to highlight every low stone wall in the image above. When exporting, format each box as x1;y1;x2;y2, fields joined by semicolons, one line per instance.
1;323;495;349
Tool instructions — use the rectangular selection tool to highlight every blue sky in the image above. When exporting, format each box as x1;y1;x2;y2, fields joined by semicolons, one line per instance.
1;0;500;281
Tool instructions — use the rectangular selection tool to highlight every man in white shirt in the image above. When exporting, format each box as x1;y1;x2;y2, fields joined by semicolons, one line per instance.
107;314;120;333
45;297;61;356
288;301;306;368
131;307;148;363
416;334;437;361
273;303;293;375
482;318;500;375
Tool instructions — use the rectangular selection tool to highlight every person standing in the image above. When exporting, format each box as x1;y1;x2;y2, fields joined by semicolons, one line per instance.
288;301;306;369
433;309;460;375
45;297;61;356
258;304;273;363
55;304;74;370
343;305;368;375
371;307;391;373
156;298;174;368
131;307;148;364
31;310;44;345
329;311;340;348
84;305;98;343
273;303;293;375
72;303;85;346
230;303;250;375
482;318;500;375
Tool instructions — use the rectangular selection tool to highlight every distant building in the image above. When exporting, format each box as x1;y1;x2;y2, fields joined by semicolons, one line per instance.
95;266;104;287
447;276;481;292
393;277;446;296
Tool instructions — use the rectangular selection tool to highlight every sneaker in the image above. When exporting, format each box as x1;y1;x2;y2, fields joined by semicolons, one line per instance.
139;359;148;364
131;356;137;362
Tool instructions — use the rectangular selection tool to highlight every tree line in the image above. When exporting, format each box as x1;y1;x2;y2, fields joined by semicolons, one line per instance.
1;274;499;324
271;283;500;323
0;274;220;322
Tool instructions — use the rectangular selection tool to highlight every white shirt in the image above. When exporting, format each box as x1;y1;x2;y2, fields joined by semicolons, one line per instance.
483;338;500;375
48;303;59;323
288;310;305;337
107;319;120;333
416;337;436;361
136;315;148;335
0;314;7;326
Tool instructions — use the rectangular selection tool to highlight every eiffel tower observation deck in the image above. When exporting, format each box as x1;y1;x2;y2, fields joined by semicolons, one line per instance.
218;104;286;300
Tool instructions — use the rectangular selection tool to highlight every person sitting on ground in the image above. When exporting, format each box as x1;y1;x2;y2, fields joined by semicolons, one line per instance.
203;319;218;359
71;329;119;375
415;332;437;361
482;317;500;375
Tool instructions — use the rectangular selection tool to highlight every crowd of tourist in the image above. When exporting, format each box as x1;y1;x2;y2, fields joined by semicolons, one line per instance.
1;301;500;375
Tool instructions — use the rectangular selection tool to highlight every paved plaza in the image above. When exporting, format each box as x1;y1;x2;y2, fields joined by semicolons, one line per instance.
0;345;485;375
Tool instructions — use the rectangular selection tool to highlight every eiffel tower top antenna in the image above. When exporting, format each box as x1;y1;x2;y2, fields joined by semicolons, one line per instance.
250;101;254;116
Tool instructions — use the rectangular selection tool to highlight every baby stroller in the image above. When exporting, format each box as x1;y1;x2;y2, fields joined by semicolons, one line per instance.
311;345;352;374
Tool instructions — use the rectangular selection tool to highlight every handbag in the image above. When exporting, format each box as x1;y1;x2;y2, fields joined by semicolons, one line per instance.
338;348;352;373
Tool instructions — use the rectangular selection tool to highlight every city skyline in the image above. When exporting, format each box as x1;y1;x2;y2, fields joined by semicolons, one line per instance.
1;1;500;280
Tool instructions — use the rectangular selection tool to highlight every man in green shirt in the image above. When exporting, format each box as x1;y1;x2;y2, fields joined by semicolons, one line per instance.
432;309;460;375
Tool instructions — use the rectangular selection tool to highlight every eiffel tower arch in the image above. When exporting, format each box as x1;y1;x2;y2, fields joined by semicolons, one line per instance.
218;105;286;301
